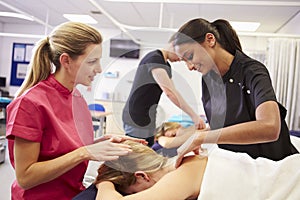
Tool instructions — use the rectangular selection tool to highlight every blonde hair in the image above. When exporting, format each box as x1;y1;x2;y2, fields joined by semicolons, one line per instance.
155;122;182;140
16;22;103;97
94;140;174;193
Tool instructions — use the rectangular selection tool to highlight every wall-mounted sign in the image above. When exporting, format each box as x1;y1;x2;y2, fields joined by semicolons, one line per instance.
10;43;34;86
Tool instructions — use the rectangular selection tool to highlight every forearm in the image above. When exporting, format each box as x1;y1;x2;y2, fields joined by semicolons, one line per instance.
160;135;191;149
221;120;279;143
16;147;89;189
151;68;199;121
176;125;196;136
165;88;199;121
160;128;196;148
200;120;279;145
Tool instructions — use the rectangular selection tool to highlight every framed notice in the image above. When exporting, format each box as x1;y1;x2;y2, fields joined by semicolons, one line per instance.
10;43;34;86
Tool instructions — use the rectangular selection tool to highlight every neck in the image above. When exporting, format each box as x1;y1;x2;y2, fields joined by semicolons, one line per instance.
152;164;175;183
215;48;234;76
54;72;74;91
160;49;168;62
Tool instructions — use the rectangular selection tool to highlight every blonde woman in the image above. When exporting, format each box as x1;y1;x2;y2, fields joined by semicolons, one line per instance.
94;141;300;200
6;22;143;200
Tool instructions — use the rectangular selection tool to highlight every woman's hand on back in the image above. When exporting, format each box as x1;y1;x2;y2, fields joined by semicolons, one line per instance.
175;132;203;168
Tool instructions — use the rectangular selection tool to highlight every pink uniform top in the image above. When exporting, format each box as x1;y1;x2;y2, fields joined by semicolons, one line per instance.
6;75;94;200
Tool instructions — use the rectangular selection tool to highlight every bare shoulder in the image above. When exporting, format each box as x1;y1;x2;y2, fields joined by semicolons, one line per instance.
177;155;208;180
181;155;208;166
172;155;207;199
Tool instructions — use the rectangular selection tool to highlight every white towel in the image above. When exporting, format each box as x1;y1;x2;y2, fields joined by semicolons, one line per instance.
198;146;300;200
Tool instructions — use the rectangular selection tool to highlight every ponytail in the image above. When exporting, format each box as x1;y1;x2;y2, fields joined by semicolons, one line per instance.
16;38;52;97
172;18;242;56
211;19;242;55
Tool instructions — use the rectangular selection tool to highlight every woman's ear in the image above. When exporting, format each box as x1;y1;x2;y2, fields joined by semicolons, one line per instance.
134;171;150;182
205;33;216;47
60;53;71;69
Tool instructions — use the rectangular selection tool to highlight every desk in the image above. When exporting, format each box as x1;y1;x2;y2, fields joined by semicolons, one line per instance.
90;111;112;138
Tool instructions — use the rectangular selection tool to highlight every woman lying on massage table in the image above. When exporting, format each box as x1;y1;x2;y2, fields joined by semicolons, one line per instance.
94;140;300;200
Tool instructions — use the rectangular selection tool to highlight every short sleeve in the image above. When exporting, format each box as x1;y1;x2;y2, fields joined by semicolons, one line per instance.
144;51;172;78
245;63;277;109
6;97;45;142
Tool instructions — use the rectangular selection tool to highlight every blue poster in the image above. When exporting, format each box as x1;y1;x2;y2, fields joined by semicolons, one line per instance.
10;43;34;86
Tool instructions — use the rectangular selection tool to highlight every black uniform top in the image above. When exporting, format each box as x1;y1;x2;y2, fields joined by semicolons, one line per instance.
122;50;172;129
202;50;298;160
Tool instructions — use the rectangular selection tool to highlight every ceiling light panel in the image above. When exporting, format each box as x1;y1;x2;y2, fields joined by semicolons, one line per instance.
0;11;33;21
230;21;260;32
63;14;98;24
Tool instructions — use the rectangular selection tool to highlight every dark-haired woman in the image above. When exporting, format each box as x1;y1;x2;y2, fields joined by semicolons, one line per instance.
170;18;298;166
